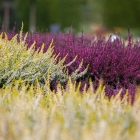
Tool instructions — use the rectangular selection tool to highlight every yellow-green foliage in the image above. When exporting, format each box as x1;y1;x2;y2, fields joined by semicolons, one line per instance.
0;25;88;87
0;79;140;140
0;30;67;87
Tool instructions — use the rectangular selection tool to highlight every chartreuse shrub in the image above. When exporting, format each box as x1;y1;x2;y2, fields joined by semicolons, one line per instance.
0;25;88;88
0;78;140;140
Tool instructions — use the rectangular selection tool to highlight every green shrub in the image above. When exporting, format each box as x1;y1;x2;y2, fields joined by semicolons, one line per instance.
0;25;88;87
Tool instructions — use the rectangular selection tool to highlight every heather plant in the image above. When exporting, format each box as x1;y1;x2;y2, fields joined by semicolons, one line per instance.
23;30;140;99
0;78;140;140
2;27;140;100
0;25;88;88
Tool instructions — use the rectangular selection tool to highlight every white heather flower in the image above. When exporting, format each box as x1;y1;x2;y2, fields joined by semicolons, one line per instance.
110;34;119;42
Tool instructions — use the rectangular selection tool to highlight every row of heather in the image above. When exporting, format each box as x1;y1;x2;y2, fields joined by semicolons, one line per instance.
1;26;140;103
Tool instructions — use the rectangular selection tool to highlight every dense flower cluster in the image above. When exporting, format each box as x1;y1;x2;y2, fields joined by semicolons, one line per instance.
2;27;140;103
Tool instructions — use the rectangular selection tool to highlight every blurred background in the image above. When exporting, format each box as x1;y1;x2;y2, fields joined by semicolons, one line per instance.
0;0;140;36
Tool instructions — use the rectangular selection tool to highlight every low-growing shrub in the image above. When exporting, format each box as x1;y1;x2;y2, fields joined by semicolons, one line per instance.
0;78;139;140
0;25;88;88
1;26;140;101
25;29;140;101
